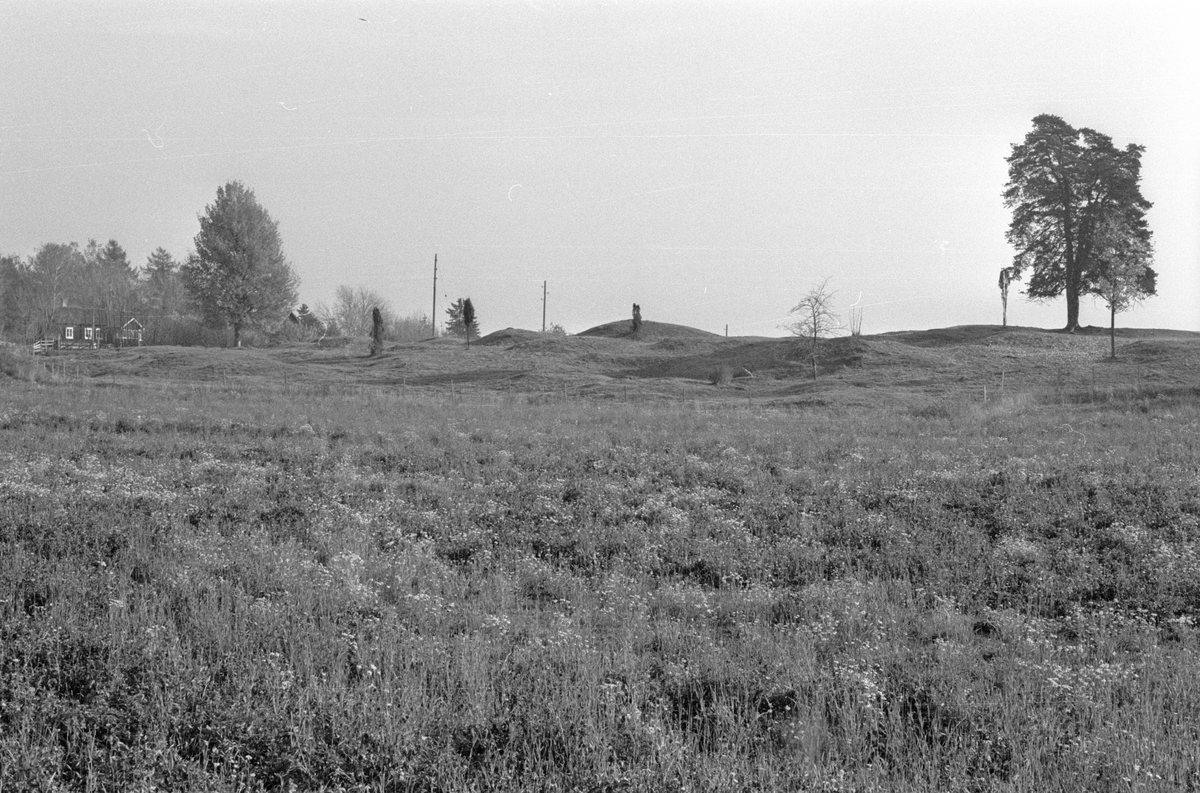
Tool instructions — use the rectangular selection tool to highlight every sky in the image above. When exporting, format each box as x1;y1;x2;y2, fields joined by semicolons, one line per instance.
2;1;1197;336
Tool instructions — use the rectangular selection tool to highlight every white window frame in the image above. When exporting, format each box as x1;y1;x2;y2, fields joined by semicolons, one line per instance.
65;326;74;340
84;327;93;341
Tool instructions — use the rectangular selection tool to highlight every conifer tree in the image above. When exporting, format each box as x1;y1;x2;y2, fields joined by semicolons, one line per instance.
1004;115;1154;331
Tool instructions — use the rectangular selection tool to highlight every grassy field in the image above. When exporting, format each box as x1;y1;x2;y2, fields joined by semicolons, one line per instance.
2;328;1199;791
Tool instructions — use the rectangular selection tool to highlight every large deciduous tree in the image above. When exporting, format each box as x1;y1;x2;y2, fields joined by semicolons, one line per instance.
0;253;34;340
1003;114;1154;332
27;242;87;340
182;181;299;347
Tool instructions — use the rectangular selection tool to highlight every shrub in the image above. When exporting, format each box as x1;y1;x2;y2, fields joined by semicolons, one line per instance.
710;364;734;386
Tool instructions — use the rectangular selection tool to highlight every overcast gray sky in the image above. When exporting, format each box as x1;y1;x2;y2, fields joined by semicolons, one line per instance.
2;1;1196;335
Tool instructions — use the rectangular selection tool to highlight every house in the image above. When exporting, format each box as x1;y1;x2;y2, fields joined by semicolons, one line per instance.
51;306;104;349
46;307;144;349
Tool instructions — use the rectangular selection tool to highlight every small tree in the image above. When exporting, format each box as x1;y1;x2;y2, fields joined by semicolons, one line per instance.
312;303;340;336
288;304;325;340
445;298;466;338
444;297;478;342
182;181;299;347
462;298;476;349
785;278;842;380
631;303;643;336
369;307;385;355
998;266;1017;327
1091;214;1154;359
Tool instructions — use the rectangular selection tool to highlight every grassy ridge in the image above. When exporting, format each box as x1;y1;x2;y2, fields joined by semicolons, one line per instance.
2;380;1199;791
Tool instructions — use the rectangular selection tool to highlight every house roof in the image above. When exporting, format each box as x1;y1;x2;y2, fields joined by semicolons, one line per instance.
51;307;141;326
52;307;101;325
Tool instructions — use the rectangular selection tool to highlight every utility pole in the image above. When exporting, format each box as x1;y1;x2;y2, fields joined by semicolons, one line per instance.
542;280;547;333
431;254;438;339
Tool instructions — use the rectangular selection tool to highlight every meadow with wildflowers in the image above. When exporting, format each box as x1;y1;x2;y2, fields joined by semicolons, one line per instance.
2;334;1200;791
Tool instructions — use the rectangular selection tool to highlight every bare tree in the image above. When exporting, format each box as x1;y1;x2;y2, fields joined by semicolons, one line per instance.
784;278;842;380
631;303;642;336
329;285;396;337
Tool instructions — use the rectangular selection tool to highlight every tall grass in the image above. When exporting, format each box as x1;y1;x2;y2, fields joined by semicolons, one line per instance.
0;345;78;384
2;380;1198;790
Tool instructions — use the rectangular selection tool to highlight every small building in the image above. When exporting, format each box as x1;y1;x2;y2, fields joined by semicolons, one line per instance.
120;318;144;346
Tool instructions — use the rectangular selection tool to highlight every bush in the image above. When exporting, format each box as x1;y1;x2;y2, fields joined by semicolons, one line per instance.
388;313;434;343
0;344;34;380
0;344;57;382
710;364;734;386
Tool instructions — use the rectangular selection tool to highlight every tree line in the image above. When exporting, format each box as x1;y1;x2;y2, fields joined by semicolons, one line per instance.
0;182;299;347
313;285;433;344
0;239;211;346
0;181;436;349
2;117;1161;354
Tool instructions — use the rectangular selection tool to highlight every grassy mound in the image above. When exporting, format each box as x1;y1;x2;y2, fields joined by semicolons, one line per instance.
20;324;1200;409
577;319;721;341
476;328;547;346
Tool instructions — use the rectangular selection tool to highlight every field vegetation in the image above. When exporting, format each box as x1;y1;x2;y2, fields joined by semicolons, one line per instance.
2;326;1199;791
